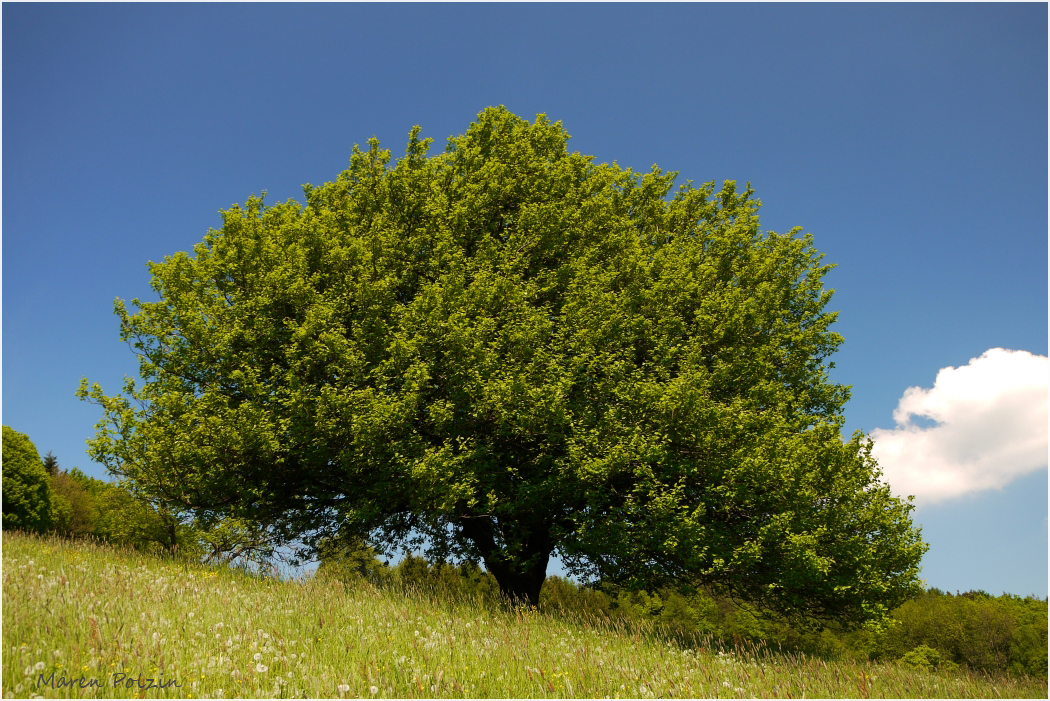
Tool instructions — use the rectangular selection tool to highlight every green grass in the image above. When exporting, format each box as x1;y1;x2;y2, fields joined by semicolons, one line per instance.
2;531;1045;699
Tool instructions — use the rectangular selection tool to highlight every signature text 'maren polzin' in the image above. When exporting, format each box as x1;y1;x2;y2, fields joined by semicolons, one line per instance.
36;671;182;690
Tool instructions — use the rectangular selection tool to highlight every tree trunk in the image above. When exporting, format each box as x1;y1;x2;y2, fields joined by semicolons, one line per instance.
460;516;553;607
485;550;550;608
162;510;178;554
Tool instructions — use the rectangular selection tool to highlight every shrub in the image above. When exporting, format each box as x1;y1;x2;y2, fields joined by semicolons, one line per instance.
900;644;958;672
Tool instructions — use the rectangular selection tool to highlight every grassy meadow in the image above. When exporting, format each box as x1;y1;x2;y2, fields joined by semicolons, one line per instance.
2;531;1045;699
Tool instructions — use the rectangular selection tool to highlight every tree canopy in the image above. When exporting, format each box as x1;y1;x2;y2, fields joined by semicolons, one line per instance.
81;106;925;619
3;425;56;533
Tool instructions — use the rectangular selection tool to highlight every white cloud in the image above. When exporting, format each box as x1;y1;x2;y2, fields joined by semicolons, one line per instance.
871;348;1048;503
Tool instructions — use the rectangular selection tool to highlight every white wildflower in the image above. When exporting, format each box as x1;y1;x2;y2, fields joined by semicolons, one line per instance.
255;663;268;673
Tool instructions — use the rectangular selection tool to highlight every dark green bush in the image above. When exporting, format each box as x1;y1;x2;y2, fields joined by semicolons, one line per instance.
876;589;1047;676
2;426;56;533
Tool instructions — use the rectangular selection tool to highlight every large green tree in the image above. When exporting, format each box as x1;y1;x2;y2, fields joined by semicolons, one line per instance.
81;107;925;618
2;425;56;533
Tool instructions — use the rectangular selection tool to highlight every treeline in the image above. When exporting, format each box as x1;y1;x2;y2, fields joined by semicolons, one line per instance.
318;541;1048;679
1;426;274;567
4;425;192;551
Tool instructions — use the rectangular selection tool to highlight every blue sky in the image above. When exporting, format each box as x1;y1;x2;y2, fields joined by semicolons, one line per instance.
4;3;1046;597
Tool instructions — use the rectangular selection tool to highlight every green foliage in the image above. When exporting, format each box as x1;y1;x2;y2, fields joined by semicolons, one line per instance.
195;516;278;568
877;589;1048;677
538;575;622;622
317;534;393;587
393;556;502;605
50;469;96;537
899;644;957;672
318;542;502;606
2;426;55;533
548;577;1046;678
80;106;925;617
0;427;198;555
48;465;201;556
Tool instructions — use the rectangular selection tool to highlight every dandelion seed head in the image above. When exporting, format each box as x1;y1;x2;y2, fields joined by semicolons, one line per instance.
255;663;268;673
369;685;378;695
337;684;350;693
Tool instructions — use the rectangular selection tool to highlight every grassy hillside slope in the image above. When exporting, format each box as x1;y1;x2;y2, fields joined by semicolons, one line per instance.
2;532;1044;699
